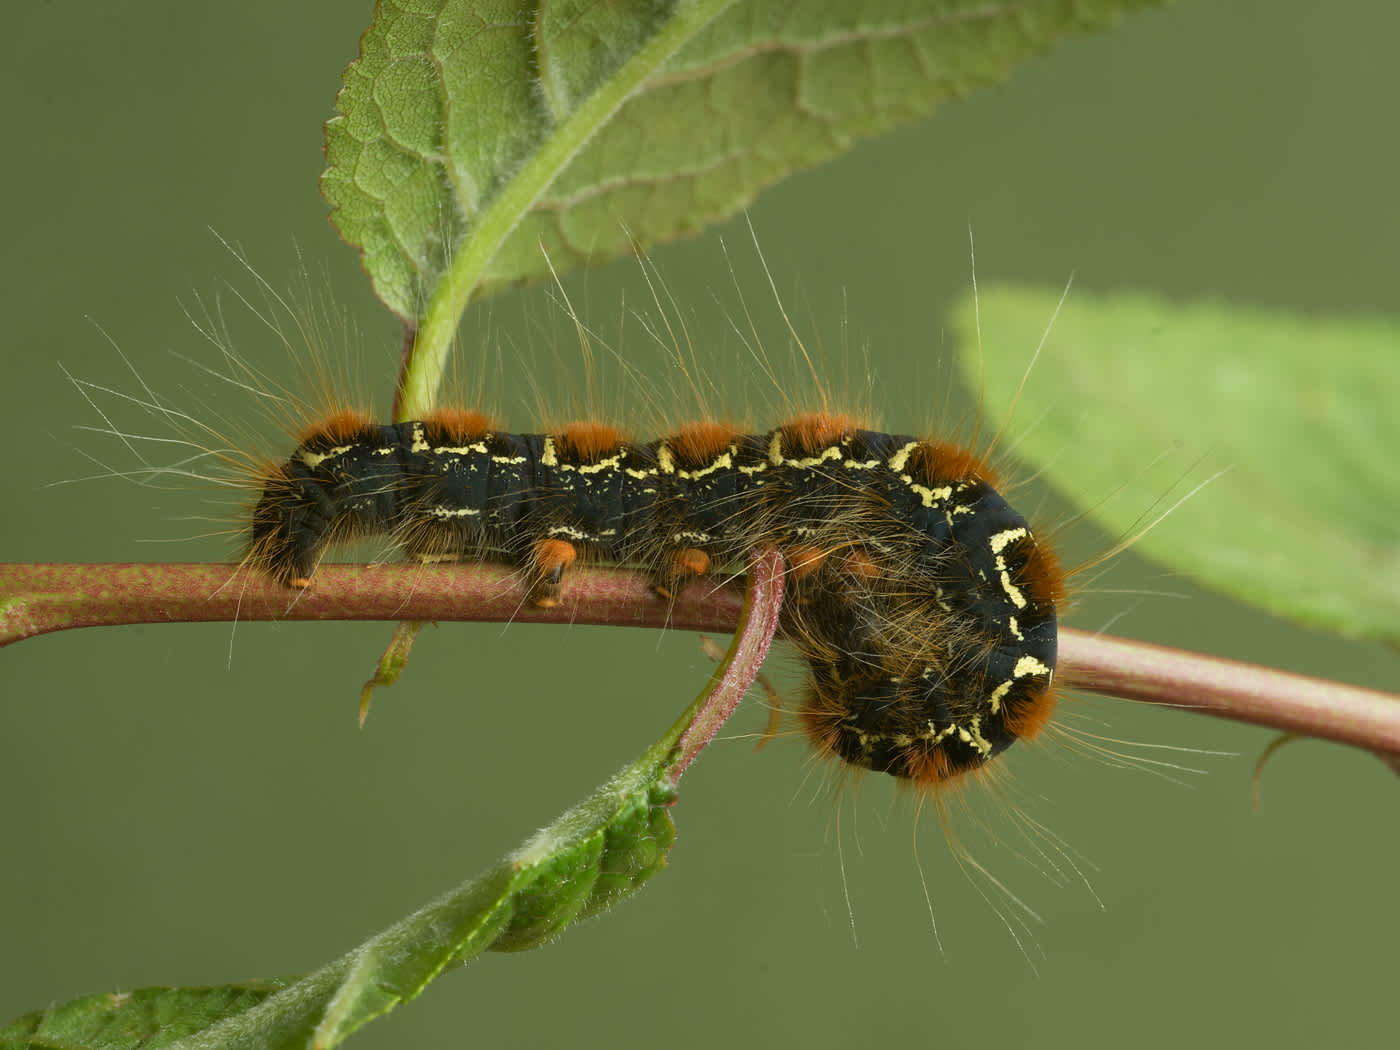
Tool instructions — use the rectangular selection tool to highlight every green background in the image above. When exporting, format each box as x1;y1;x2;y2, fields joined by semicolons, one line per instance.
3;2;1397;1047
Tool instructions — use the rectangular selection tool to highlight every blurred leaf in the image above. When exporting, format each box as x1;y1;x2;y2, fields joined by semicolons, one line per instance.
0;984;289;1050
954;285;1400;643
322;0;1163;319
2;553;784;1050
0;751;676;1050
0;740;679;1050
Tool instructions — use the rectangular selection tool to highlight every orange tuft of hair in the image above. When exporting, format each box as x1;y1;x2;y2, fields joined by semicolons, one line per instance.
669;420;743;469
1002;689;1057;741
901;746;955;787
296;409;374;446
780;412;867;456
1019;534;1068;608
555;421;626;463
421;408;495;445
905;439;999;488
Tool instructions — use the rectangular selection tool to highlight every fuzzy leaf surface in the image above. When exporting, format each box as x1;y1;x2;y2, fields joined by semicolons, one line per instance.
323;0;1164;321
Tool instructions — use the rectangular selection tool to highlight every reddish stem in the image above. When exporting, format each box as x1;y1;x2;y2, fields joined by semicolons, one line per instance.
0;562;744;641
1059;632;1400;759
671;548;784;778
3;562;1397;761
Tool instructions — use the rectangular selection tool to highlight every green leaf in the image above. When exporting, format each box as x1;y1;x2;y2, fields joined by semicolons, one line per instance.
3;553;784;1050
953;285;1400;643
0;983;290;1050
321;0;1163;416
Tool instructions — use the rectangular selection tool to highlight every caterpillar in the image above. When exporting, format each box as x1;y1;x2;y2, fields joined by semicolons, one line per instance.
250;405;1064;786
63;235;1205;964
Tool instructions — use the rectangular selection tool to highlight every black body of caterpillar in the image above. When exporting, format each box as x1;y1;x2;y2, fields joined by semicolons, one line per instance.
250;410;1062;785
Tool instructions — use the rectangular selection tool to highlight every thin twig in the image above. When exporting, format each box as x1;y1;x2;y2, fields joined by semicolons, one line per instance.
0;562;744;642
1058;632;1400;761
3;561;1397;761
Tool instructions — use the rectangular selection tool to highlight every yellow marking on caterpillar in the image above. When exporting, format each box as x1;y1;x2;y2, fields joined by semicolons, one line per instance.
428;505;481;519
296;445;357;470
989;528;1029;554
770;432;845;469
958;717;993;756
677;451;736;482
886;442;919;472
1014;655;1051;679
987;679;1014;714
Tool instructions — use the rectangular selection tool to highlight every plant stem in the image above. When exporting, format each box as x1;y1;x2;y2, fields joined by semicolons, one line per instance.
0;562;744;641
3;561;1397;762
1059;631;1400;761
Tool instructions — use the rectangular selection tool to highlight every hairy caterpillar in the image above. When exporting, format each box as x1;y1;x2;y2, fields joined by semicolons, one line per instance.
250;404;1063;786
65;236;1204;963
67;230;1105;805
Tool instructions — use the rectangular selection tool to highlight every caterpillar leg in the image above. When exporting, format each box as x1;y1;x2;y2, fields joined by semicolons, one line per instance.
837;549;882;581
781;544;828;581
652;547;712;600
527;538;578;608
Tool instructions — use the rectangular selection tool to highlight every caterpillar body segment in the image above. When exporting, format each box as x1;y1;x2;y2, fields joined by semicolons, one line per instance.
249;410;1062;788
